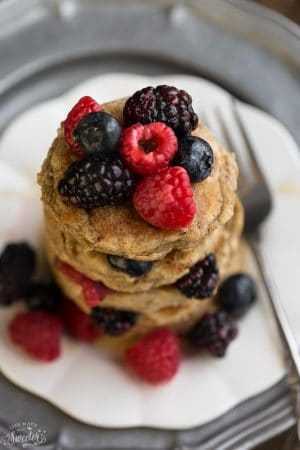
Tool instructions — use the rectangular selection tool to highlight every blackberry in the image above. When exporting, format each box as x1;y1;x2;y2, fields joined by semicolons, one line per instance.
0;275;21;306
0;242;35;306
58;157;135;209
24;282;61;313
0;242;35;288
123;85;198;136
216;273;257;318
73;111;122;158
177;254;219;299
173;136;214;183
188;311;238;357
91;306;138;336
107;255;153;277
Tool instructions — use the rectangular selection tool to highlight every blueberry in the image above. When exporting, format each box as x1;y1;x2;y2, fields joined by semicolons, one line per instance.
216;273;257;318
73;111;122;158
173;136;214;183
24;282;61;313
107;255;153;277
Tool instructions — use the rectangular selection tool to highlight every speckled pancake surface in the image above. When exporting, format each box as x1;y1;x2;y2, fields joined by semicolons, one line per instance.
38;98;238;259
46;223;245;335
44;199;243;293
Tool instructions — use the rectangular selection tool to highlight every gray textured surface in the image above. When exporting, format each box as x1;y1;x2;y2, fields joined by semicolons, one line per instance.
0;1;299;449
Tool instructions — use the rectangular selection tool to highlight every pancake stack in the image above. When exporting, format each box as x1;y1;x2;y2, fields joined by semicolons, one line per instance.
38;94;244;340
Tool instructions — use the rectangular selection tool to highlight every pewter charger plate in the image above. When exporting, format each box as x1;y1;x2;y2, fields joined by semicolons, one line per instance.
0;1;299;449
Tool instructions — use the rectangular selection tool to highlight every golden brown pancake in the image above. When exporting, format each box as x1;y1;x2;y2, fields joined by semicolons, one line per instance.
38;95;244;341
44;198;243;293
38;98;238;260
46;224;245;336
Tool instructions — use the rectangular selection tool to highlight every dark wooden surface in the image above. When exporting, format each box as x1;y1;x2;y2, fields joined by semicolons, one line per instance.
250;2;300;448
253;0;300;23
255;428;300;450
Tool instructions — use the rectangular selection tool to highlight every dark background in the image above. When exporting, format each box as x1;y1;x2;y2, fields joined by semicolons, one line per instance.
252;2;299;449
254;0;300;23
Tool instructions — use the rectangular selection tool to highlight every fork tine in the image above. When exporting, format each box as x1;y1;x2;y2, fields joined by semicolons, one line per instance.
199;110;209;126
200;109;231;151
231;100;268;184
215;105;262;189
213;107;239;155
213;102;273;232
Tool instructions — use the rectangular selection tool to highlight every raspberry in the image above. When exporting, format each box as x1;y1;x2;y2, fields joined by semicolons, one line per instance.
133;166;196;229
126;328;181;384
177;254;219;299
58;260;85;284
9;311;63;362
58;157;135;209
188;311;238;357
91;307;138;336
58;260;110;307
123;85;198;136
82;279;110;307
60;298;102;342
63;96;101;155
120;122;178;176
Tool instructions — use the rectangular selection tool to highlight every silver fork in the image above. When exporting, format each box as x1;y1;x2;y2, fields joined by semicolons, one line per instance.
201;100;300;440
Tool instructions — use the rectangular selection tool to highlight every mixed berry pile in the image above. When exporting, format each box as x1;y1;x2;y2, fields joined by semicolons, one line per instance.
59;87;214;230
0;86;258;385
1;241;257;384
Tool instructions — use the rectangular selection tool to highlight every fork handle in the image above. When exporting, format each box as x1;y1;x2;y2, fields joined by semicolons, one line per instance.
250;236;300;378
250;236;300;440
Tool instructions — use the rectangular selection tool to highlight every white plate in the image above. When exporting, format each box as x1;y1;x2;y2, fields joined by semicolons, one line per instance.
0;73;299;429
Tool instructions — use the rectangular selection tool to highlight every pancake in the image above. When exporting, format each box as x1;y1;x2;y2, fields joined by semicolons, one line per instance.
46;223;246;336
38;98;238;260
44;198;243;293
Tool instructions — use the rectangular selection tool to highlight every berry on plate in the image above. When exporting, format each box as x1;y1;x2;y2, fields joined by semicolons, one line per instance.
177;254;219;299
173;136;214;183
216;273;257;318
91;306;138;336
60;298;102;342
9;310;63;362
58;157;135;209
0;242;35;289
107;255;153;277
0;242;36;306
63;96;101;155
188;311;238;357
25;282;61;313
126;328;181;384
133;166;196;229
123;85;198;136
120;122;178;176
73;111;122;158
0;277;20;306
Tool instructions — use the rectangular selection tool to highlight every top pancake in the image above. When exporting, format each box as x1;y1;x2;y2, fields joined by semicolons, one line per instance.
38;98;238;259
